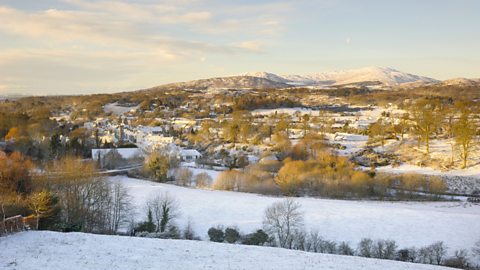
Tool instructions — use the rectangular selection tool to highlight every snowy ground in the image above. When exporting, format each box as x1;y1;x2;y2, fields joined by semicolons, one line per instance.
103;102;138;116
325;132;369;155
113;176;480;259
0;231;454;270
325;131;480;181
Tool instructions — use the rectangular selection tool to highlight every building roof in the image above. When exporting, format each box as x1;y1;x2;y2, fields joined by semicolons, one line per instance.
179;149;201;157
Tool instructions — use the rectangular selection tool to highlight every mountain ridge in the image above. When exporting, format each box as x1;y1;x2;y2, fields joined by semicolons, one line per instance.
146;67;478;91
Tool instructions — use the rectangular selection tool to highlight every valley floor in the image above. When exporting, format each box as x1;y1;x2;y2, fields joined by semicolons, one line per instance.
0;231;455;270
113;176;480;259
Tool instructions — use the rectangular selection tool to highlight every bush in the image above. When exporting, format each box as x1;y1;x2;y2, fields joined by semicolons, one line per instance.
357;238;374;257
373;240;397;259
242;230;269;246
338;242;354;256
396;247;417;262
208;227;225;242
134;209;156;233
357;238;397;259
175;168;193;186
292;229;307;251
319;239;337;254
195;172;212;188
164;224;181;239
444;249;470;269
430;241;447;265
213;170;244;191
417;242;447;265
225;227;241;243
183;220;200;240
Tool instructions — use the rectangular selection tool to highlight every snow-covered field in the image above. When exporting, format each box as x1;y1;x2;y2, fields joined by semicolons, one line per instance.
325;132;369;155
113;176;480;258
103;102;138;116
0;231;453;270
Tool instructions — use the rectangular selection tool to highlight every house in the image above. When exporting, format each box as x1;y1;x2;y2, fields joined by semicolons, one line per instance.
178;149;202;162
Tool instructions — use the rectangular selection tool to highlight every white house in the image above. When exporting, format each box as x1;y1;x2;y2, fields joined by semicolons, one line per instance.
178;149;202;162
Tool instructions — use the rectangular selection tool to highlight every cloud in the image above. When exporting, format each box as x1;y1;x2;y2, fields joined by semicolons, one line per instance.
62;0;212;24
0;1;294;94
346;37;351;44
235;41;264;52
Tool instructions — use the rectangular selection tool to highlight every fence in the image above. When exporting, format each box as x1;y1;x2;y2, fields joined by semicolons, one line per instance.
0;215;28;236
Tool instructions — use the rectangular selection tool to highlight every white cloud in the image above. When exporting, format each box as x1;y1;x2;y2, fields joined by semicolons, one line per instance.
0;1;294;94
62;0;212;24
235;41;264;52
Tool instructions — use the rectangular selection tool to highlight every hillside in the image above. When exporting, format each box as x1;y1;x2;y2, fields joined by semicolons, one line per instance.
280;67;439;86
148;75;291;91
143;67;442;91
0;231;454;270
233;67;439;87
114;176;480;258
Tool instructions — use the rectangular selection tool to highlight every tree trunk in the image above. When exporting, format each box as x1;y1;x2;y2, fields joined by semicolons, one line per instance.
1;203;6;235
425;134;430;154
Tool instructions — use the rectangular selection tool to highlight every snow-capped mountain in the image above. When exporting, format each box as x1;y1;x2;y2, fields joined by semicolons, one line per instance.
149;75;290;91
441;78;480;87
243;72;290;84
149;67;440;91
253;67;439;87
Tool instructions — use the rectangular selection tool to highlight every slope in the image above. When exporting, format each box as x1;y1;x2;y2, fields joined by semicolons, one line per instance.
0;231;454;270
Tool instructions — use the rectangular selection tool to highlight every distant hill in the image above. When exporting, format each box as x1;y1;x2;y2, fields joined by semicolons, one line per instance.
147;75;291;91
255;67;439;87
441;78;480;87
141;67;480;92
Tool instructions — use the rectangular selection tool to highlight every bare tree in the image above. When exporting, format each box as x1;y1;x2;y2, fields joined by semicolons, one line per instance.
41;157;112;232
106;182;133;234
263;198;304;249
145;192;179;233
174;168;193;186
194;172;212;188
431;241;447;265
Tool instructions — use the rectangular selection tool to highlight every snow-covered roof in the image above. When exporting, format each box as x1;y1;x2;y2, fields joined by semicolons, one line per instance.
179;149;202;157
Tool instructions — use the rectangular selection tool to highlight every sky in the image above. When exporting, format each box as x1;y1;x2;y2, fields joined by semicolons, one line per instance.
0;0;479;95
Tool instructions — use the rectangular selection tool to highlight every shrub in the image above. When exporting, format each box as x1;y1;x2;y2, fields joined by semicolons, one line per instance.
373;240;397;259
396;247;417;262
430;241;447;265
444;249;470;269
135;225;180;239
319;239;337;254
338;242;355;256
357;238;374;257
292;229;307;251
225;227;241;243
175;168;193;186
208;227;225;242
134;209;156;233
242;230;269;246
195;172;212;188
183;220;200;240
213;170;244;191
